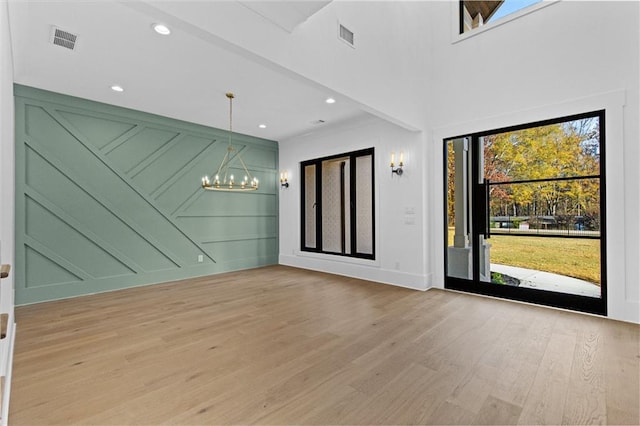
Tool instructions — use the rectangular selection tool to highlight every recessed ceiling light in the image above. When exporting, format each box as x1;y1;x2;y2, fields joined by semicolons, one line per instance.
110;85;124;92
152;23;171;35
258;124;267;129
325;97;336;104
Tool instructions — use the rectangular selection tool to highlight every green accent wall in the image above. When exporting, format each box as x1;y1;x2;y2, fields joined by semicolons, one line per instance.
14;85;279;305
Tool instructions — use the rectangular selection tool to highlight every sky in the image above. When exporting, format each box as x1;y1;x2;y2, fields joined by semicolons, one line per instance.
489;0;542;22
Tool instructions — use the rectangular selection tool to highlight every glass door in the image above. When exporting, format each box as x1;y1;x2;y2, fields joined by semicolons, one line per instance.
445;111;606;315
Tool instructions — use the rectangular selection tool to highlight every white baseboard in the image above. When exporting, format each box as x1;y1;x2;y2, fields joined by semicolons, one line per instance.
279;254;430;291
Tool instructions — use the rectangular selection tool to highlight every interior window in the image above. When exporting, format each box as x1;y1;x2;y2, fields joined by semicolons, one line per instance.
301;148;375;259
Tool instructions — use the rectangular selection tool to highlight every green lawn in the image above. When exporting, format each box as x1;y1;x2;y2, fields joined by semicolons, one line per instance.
448;228;601;285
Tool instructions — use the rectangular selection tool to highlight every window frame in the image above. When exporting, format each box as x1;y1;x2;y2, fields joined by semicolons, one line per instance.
454;0;558;42
300;148;376;260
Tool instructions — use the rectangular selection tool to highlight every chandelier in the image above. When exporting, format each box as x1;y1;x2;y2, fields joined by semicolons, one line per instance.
201;92;259;191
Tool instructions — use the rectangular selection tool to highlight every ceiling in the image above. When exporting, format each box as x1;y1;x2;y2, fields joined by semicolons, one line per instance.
8;0;372;141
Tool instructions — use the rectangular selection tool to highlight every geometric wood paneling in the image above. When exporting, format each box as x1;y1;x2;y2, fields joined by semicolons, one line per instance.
14;85;279;304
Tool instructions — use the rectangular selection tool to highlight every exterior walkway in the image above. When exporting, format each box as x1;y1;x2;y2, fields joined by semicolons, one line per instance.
490;264;601;298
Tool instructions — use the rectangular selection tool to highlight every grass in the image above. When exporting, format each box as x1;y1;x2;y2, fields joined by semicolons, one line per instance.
448;228;601;285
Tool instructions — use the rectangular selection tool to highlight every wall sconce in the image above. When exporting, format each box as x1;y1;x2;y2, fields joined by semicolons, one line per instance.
280;171;289;189
390;151;404;176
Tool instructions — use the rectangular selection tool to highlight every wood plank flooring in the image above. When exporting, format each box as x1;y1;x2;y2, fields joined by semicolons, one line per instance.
9;265;640;425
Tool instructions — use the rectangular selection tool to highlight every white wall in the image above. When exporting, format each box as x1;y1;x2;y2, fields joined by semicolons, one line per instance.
426;0;640;323
269;1;433;291
0;0;15;300
279;115;427;290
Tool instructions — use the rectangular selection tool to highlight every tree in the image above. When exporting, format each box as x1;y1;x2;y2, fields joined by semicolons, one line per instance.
483;117;601;226
446;142;455;226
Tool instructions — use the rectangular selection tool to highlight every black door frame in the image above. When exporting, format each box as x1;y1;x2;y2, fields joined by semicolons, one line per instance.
444;110;607;316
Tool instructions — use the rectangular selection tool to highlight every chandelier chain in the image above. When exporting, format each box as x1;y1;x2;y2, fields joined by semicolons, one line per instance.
228;92;233;143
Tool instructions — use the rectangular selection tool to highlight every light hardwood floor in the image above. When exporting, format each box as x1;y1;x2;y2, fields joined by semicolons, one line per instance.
9;265;640;425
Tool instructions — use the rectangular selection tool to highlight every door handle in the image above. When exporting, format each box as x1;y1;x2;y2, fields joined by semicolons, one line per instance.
485;179;491;239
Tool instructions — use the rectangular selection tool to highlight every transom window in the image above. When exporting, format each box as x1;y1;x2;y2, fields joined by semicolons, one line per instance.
460;0;542;34
301;148;375;259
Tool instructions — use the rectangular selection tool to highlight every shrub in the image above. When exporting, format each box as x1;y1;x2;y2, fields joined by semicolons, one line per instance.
491;272;506;285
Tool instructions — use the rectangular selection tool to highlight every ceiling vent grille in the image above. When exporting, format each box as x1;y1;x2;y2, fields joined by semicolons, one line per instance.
51;27;78;50
338;23;354;47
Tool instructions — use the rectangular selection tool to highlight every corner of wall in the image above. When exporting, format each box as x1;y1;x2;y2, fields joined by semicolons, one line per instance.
1;0;16;301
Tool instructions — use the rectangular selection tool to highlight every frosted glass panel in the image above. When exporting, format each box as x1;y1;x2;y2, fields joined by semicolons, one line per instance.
344;163;351;254
355;155;373;254
304;164;316;248
321;157;349;253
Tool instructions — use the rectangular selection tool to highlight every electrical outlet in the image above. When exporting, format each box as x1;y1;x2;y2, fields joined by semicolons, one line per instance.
197;254;204;263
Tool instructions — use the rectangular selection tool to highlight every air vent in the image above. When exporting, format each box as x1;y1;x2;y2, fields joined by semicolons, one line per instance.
51;27;78;50
338;23;354;47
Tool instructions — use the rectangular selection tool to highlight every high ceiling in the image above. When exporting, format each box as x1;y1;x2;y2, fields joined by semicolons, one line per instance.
8;0;372;141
